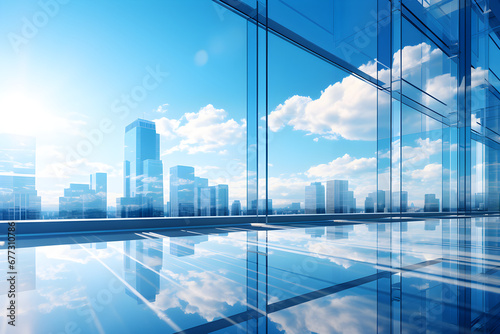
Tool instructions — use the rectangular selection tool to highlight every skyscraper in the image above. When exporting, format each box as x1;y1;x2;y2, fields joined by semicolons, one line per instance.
305;182;325;214
367;190;387;213
170;165;195;217
90;172;107;216
393;191;408;213
364;196;375;213
231;200;241;216
0;134;41;220
200;185;216;216
117;119;164;218
326;180;356;213
216;184;229;216
194;176;208;216
424;194;440;212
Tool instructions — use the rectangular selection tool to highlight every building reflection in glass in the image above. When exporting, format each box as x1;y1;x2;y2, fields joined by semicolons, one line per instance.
326;225;354;240
169;235;209;257
0;134;41;220
124;239;163;303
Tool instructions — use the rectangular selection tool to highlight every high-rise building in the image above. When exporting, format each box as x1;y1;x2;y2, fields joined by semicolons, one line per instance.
305;182;325;214
364;196;375;213
216;184;229;216
200;186;216;216
473;193;485;211
326;180;356;213
194;177;208;216
90;172;107;216
170;165;195;217
117;119;164;218
424;194;440;212
59;174;107;219
0;134;41;220
393;191;408;213
367;190;387;213
231;200;241;216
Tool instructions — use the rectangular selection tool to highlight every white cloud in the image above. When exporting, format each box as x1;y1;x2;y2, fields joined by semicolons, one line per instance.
39;157;119;182
155;104;246;154
267;76;378;141
401;138;442;168
155;117;180;140
306;154;376;179
176;271;244;321
269;295;377;334
38;287;87;313
36;263;69;281
266;42;449;142
155;103;169;113
408;163;442;181
395;42;443;77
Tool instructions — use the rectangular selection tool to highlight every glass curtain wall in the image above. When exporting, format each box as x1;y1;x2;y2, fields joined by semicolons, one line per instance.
221;0;500;216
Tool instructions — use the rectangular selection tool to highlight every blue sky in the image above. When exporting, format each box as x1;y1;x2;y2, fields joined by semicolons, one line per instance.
0;0;457;210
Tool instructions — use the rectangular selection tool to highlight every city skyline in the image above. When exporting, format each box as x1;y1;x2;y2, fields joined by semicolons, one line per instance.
0;126;468;218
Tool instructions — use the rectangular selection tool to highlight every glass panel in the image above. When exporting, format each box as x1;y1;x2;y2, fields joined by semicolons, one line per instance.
401;18;458;118
402;106;443;212
403;0;459;46
0;0;248;220
267;0;389;78
267;33;377;215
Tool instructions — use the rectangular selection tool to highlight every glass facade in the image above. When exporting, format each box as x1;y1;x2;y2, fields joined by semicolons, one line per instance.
0;0;499;220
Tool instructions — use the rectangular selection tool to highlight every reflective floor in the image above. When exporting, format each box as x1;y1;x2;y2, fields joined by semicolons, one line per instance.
2;217;500;333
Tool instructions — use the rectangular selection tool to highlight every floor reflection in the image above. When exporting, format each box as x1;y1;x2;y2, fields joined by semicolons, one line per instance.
2;217;500;333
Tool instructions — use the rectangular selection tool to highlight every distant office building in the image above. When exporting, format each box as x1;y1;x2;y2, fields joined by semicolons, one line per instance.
200;186;216;216
164;202;171;217
424;194;440;212
170;165;195;217
326;180;355;213
231;200;241;216
59;174;107;219
291;202;301;212
393;191;408;212
364;196;375;213
0;134;41;220
117;119;164;218
90;172;107;215
216;184;229;216
194;177;208;216
59;173;107;219
368;190;387;213
473;193;485;211
251;199;273;215
305;182;325;214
